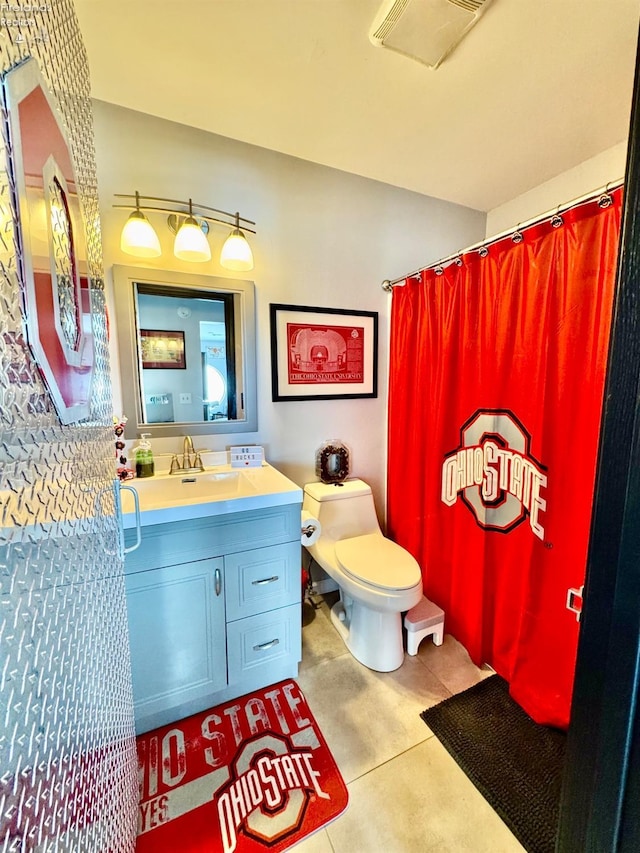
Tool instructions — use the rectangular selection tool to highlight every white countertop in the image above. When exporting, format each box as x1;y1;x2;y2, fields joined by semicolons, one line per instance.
119;463;302;529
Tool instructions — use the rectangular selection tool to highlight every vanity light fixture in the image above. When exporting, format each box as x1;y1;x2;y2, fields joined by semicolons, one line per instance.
119;191;162;258
172;199;211;263
114;192;256;269
220;212;254;271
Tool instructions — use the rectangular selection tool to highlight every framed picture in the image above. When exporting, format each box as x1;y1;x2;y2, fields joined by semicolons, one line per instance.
270;304;378;401
140;329;186;369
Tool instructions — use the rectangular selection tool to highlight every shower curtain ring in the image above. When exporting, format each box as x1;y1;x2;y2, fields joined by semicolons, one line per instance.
435;265;444;276
454;254;463;266
598;192;613;208
512;225;523;244
478;246;489;258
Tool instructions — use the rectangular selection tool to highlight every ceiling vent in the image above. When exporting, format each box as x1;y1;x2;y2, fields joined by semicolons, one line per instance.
369;0;494;69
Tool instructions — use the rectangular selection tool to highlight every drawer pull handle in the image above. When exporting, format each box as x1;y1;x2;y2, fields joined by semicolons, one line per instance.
215;568;222;596
252;575;279;586
253;638;280;651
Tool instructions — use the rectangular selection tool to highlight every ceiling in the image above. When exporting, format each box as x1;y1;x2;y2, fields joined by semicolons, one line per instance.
74;0;640;212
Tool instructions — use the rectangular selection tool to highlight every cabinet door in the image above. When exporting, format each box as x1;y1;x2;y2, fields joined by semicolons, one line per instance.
125;557;226;727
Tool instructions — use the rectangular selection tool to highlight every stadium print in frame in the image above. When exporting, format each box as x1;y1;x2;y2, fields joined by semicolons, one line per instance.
270;303;378;401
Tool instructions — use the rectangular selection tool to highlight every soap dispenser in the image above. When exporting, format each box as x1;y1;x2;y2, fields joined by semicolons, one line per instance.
134;433;155;479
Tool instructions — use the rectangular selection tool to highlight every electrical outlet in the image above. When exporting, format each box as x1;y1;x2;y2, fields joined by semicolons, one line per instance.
179;393;192;404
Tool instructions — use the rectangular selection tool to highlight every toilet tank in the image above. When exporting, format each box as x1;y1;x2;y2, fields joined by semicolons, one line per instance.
303;479;381;542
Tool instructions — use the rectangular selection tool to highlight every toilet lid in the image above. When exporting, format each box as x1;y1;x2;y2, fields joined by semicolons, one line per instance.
335;534;421;591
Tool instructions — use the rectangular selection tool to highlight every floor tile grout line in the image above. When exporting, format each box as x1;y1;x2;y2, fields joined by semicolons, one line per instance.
342;731;437;788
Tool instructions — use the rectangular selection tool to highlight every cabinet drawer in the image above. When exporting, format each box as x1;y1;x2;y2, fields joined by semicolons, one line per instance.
225;541;299;621
227;604;301;684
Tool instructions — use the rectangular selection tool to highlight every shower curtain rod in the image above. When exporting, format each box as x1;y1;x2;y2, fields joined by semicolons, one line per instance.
381;178;624;291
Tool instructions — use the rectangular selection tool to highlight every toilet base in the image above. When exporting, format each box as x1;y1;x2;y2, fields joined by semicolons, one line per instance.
330;598;405;672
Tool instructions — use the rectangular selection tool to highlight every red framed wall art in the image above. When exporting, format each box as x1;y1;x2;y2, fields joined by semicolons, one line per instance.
139;329;186;369
270;304;378;401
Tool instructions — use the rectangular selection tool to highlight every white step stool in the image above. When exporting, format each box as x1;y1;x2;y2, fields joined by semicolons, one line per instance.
404;597;445;655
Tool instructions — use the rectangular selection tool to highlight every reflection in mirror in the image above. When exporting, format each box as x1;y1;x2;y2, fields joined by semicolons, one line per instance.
136;288;236;423
113;265;256;440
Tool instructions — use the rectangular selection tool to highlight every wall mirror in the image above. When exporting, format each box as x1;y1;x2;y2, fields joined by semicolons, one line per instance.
113;265;257;440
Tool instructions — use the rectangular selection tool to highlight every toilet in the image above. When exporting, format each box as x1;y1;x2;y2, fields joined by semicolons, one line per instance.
302;479;423;672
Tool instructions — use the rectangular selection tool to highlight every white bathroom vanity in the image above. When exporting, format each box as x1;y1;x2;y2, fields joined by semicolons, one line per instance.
120;463;303;734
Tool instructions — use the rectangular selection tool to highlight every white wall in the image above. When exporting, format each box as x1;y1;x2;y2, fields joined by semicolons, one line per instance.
486;142;628;236
92;101;485;515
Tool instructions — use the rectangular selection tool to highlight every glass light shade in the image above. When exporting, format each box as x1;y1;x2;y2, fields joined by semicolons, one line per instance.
174;216;211;262
220;228;254;271
120;210;161;258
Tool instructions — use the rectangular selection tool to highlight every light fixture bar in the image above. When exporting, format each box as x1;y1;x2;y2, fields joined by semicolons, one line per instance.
115;191;256;270
113;193;256;231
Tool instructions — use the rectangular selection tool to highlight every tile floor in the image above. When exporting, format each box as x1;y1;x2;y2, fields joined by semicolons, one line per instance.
292;593;527;853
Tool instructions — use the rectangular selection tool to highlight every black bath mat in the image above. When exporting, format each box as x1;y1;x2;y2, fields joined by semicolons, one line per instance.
420;674;566;853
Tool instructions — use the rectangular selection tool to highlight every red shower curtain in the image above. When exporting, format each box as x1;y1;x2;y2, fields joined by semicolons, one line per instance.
387;190;622;728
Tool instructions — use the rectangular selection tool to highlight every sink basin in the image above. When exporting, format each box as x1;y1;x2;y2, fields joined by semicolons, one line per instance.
120;463;302;528
121;470;252;509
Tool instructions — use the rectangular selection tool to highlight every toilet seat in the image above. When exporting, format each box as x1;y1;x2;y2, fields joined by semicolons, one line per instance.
335;533;421;591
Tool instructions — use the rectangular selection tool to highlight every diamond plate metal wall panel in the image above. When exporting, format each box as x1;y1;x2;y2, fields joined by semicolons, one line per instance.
0;3;138;851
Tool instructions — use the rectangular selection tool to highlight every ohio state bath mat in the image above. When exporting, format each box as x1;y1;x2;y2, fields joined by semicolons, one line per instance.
136;680;349;852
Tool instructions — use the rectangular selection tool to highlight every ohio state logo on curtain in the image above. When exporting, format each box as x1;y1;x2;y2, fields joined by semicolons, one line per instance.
441;409;548;540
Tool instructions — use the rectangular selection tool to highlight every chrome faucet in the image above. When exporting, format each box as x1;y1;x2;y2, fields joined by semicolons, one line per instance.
169;435;205;474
